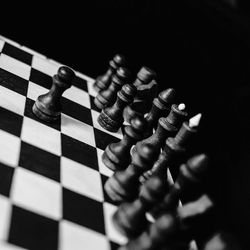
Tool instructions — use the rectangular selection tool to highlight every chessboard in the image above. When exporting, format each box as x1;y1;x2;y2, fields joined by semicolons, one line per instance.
0;35;128;250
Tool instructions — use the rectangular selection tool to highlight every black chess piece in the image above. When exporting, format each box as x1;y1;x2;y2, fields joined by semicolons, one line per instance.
118;212;179;250
104;144;158;202
102;116;147;171
112;175;169;238
153;154;209;218
119;194;213;250
32;66;75;122
93;54;126;92
145;88;176;136
123;67;157;123
135;103;188;157
94;67;131;110
144;113;202;182
98;83;136;132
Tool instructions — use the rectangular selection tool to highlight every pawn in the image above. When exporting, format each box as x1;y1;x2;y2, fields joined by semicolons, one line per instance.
93;54;126;92
32;66;75;122
135;103;188;157
153;154;209;218
146;113;203;181
118;212;179;250
104;144;158;202
113;175;169;238
119;194;213;250
94;67;131;109
98;83;136;132
102;116;147;171
145;88;176;136
123;67;157;123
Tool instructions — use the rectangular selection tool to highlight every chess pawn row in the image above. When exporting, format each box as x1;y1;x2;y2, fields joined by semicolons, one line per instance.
152;153;209;219
145;88;176;135
124;87;176;138
104;113;202;204
118;194;214;250
133;103;188;157
101;88;178;172
102;116;147;171
32;66;75;122
142;113;202;183
112;154;209;238
93;54;126;92
94;67;131;110
98;83;136;132
104;144;158;202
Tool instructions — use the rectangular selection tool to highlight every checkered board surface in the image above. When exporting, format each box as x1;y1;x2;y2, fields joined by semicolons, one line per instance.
0;36;128;250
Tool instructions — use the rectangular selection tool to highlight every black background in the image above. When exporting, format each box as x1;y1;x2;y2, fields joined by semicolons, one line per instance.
2;0;250;249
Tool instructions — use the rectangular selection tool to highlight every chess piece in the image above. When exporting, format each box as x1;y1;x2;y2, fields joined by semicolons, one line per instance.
118;212;179;250
123;67;158;123
98;83;136;132
102;116;147;171
153;153;209;218
176;194;214;244
135;103;188;157
93;54;126;92
113;175;169;238
119;194;213;250
146;113;202;180
145;88;176;136
202;231;241;250
32;66;75;122
94;67;131;109
104;144;158;202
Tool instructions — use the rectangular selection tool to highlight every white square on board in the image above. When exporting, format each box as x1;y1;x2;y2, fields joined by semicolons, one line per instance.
59;220;110;250
0;54;31;80
0;85;26;116
27;81;48;101
11;167;61;220
63;85;91;109
61;157;103;202
61;114;96;148
21;117;61;156
32;56;58;77
0;130;20;167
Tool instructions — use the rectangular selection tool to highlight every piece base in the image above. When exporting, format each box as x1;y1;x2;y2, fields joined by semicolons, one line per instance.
98;111;121;132
32;101;60;122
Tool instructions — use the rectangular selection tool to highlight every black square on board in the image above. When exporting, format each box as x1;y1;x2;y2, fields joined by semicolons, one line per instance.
9;206;58;250
29;68;52;89
0;162;14;197
0;68;29;96
0;107;23;137
72;76;88;92
94;128;120;151
61;134;98;170
62;98;93;126
2;43;33;65
63;188;105;235
19;141;60;182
